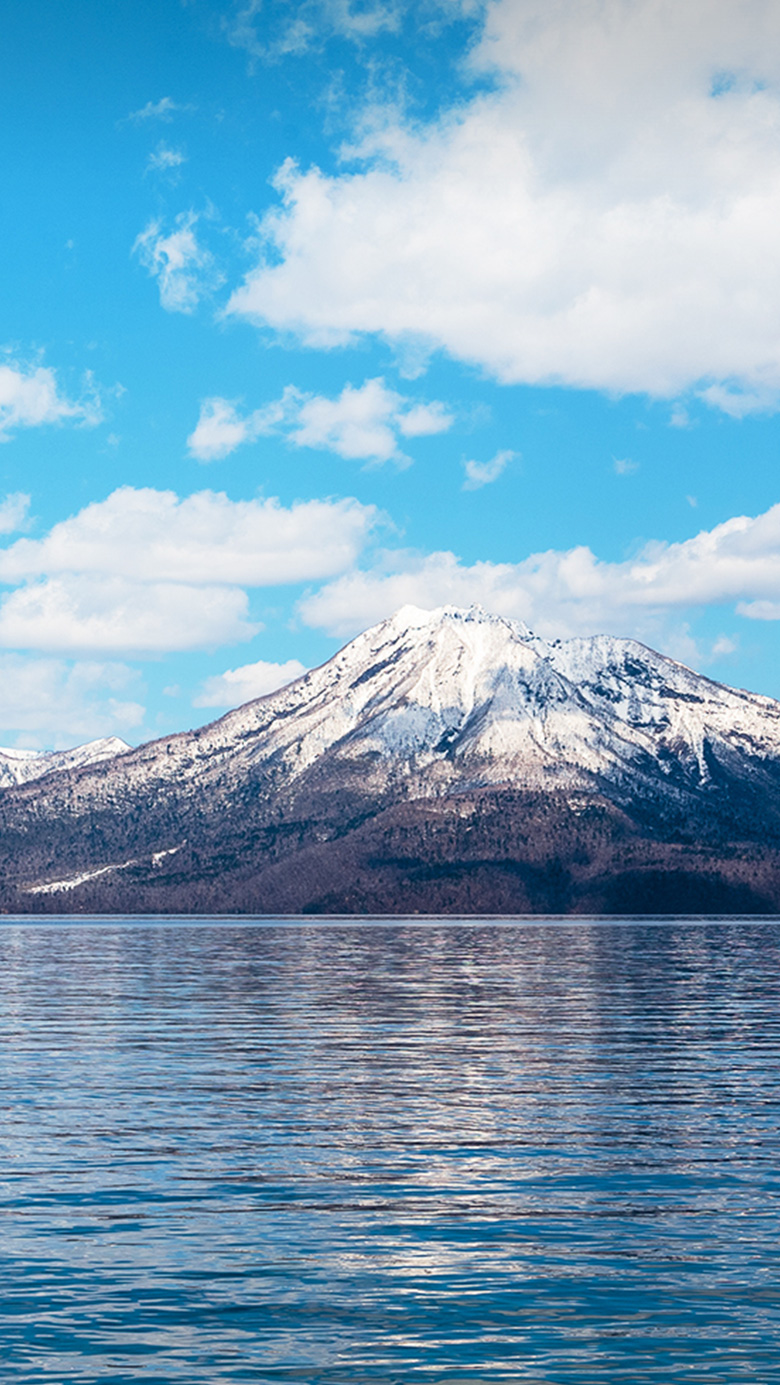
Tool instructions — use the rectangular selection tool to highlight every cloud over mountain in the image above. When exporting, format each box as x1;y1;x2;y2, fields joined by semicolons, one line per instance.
300;500;780;646
0;488;375;654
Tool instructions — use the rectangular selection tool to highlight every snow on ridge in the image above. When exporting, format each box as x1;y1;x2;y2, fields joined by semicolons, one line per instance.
202;603;780;783
14;605;780;808
380;602;535;644
265;604;780;781
0;735;131;789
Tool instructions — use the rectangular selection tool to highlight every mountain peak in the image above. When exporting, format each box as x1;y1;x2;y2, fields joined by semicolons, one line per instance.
381;603;534;641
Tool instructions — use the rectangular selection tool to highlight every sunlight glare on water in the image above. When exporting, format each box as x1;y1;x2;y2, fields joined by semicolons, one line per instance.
1;919;779;1383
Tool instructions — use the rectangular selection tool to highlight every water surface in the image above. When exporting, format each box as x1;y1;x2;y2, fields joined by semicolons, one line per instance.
1;918;779;1382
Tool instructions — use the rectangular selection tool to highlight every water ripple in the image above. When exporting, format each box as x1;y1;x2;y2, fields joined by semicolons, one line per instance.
1;920;779;1381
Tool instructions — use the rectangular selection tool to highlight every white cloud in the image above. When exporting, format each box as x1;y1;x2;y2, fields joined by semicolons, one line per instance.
0;487;375;655
0;576;257;655
0;487;375;586
305;0;402;40
0;655;144;748
613;457;639;476
0;494;30;534
186;396;284;462
696;383;778;419
126;96;185;123
226;0;403;60
194;657;307;708
292;378;426;462
187;398;248;462
298;500;780;645
0;361;102;441
670;405;691;429
397;402;453;437
147;143;187;174
226;0;780;410
463;449;515;490
187;378;453;464
133;213;220;313
736;600;780;621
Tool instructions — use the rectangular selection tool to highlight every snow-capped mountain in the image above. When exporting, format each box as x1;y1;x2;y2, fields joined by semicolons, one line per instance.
94;602;780;800
0;737;130;790
2;605;780;914
205;602;780;791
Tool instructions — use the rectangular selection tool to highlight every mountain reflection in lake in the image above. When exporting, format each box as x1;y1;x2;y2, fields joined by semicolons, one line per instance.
1;919;779;1383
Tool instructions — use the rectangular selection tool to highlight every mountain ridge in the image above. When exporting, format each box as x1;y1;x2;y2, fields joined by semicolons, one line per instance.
0;736;131;790
2;605;780;915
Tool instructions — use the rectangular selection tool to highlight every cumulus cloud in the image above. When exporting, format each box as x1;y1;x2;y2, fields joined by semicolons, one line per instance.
0;577;257;655
0;655;144;748
194;657;307;708
133;213;221;313
289;378;451;462
0;487;375;587
463;449;515;490
186;395;286;463
298;501;780;645
187;378;452;464
0;361;102;441
0;487;375;655
226;0;780;410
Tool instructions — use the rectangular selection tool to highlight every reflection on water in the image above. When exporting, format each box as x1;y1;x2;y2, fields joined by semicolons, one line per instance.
1;919;780;1382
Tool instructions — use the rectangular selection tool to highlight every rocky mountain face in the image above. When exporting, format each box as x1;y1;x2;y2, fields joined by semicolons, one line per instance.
3;605;780;914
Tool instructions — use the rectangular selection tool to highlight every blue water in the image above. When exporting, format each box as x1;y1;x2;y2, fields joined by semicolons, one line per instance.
1;920;780;1383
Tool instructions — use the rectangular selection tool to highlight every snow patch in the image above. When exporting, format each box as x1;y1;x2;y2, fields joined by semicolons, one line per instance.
27;859;137;895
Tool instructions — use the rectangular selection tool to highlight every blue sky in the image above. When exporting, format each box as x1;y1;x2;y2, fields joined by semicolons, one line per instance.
3;0;780;747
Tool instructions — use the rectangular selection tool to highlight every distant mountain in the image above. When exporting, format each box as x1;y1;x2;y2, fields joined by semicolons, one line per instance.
2;605;780;914
0;737;130;790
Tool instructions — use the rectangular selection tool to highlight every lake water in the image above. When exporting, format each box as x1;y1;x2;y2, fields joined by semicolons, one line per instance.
1;919;780;1383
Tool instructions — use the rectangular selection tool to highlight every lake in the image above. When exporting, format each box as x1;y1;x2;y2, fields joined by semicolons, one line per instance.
1;918;779;1382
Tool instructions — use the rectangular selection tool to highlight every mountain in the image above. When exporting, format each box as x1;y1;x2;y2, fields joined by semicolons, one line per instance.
0;737;130;790
2;604;780;914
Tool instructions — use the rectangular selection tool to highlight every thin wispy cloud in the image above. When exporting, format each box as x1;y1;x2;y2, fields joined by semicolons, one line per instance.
0;494;30;534
225;0;404;61
132;213;221;313
125;96;189;123
463;450;515;490
146;143;187;174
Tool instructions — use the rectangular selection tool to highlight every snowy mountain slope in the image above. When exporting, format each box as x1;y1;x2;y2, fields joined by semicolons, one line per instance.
2;604;780;913
0;737;130;790
102;602;780;798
